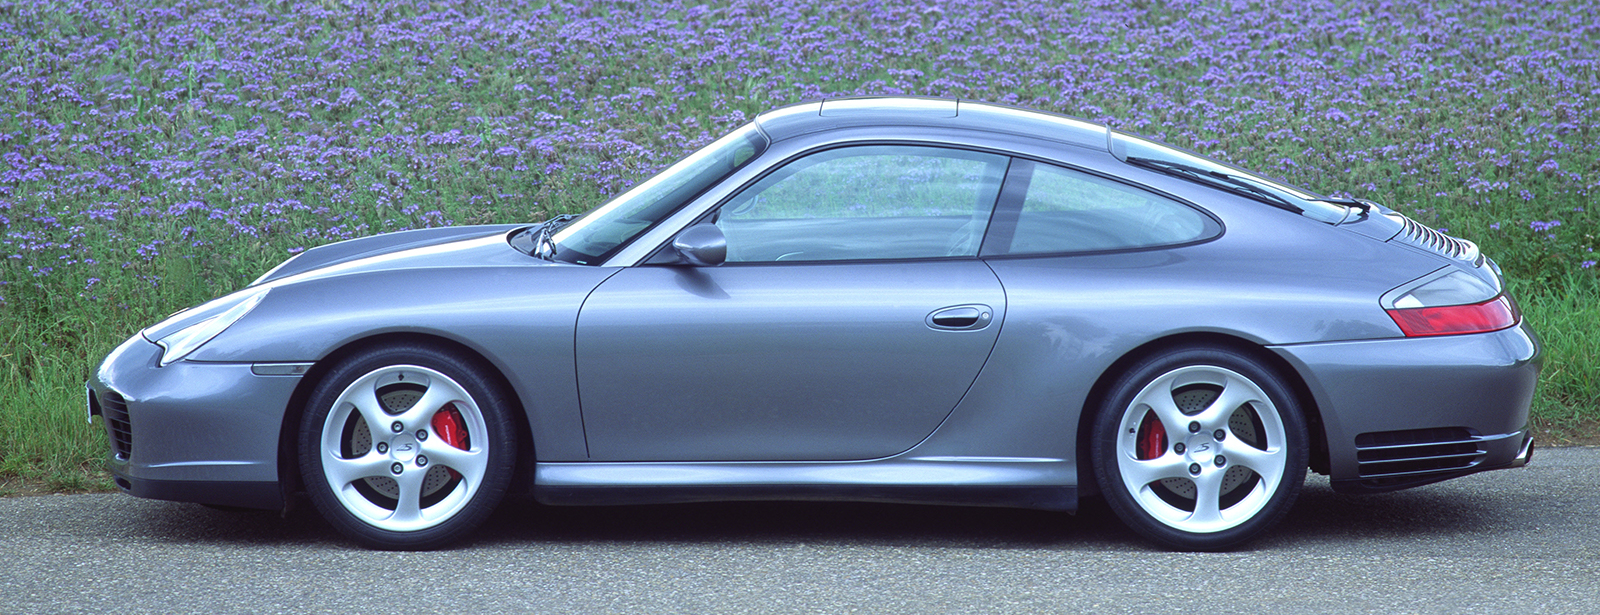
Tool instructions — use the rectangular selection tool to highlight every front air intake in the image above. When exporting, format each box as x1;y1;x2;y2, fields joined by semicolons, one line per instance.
100;391;133;461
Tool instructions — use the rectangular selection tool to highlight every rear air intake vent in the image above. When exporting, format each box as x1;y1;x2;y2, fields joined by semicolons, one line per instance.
1354;427;1483;480
100;391;133;460
1387;213;1480;263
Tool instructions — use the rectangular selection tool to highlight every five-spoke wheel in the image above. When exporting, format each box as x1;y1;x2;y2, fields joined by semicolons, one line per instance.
1092;347;1307;550
300;345;515;550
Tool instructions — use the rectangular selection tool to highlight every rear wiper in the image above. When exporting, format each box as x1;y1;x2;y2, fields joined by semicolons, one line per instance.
531;213;578;260
1125;156;1305;215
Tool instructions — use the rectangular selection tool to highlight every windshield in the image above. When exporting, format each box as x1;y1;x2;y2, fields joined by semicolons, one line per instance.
548;123;769;264
1109;131;1349;224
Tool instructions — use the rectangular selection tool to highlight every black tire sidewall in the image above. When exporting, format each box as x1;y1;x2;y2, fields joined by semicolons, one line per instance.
1090;347;1308;551
298;345;517;550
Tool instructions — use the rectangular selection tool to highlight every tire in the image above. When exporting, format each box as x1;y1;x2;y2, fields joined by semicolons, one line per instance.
1090;347;1308;551
299;345;517;550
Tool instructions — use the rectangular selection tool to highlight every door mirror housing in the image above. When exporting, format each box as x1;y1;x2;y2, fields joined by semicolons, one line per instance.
672;224;727;266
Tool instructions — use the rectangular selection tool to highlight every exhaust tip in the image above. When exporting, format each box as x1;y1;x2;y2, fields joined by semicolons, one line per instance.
1509;436;1534;468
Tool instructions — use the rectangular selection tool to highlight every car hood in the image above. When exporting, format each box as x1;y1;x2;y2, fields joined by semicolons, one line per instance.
253;224;532;285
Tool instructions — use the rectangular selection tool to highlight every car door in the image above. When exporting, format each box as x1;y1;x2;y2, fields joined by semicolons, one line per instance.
575;145;1012;461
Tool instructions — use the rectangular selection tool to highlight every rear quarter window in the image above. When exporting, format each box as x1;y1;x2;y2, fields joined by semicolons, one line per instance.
987;161;1218;255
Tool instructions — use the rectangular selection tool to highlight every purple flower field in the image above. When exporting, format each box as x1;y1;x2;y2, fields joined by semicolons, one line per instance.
3;0;1597;309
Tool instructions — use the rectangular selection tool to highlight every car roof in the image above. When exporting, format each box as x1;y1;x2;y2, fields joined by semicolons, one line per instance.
754;96;1110;151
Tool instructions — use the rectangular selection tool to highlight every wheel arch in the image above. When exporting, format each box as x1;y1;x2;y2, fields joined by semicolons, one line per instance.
1074;332;1330;497
275;332;536;501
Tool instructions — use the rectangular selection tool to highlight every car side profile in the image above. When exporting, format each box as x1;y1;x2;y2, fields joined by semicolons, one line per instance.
88;97;1540;550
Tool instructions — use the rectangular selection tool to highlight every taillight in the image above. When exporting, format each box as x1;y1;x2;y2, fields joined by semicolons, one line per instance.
1386;294;1518;337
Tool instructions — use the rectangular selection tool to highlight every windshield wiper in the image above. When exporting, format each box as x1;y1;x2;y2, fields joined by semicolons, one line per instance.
531;213;578;260
1316;196;1374;213
1125;156;1306;215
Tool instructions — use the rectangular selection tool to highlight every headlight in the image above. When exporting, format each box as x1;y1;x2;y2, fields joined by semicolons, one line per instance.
141;286;270;366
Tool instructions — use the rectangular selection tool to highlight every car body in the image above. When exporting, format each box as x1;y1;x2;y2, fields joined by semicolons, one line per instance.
88;97;1540;550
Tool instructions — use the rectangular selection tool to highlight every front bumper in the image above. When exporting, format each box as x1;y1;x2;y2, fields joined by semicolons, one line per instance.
86;334;305;510
1272;320;1541;493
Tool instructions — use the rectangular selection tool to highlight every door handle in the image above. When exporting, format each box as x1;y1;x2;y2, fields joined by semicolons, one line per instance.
927;305;993;331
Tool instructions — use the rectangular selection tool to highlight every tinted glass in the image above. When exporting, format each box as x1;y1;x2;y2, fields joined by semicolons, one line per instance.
717;146;1009;262
990;161;1216;255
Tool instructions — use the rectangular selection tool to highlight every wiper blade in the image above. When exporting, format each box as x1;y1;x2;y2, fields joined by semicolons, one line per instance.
1125;156;1305;215
531;213;578;260
1317;196;1374;213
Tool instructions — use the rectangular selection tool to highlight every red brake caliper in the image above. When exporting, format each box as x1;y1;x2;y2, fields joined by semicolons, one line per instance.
431;404;470;479
1135;411;1167;460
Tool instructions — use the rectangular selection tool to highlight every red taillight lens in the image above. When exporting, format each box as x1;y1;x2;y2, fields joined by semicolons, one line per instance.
1386;294;1518;337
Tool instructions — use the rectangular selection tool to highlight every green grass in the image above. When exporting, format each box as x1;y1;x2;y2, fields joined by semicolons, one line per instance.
0;329;117;492
1515;274;1600;443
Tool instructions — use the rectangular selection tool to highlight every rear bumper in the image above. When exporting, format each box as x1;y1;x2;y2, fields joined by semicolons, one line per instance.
1272;320;1541;493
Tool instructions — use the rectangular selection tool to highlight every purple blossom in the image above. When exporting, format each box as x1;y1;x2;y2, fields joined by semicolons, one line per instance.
1;0;1594;300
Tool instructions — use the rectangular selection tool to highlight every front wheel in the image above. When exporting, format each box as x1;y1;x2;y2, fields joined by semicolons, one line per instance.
299;345;516;550
1090;347;1308;551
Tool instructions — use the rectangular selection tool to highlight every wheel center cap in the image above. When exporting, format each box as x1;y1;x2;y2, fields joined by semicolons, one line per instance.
388;433;419;462
1185;435;1217;464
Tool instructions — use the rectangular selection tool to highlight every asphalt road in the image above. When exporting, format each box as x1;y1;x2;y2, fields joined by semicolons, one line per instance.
3;447;1597;614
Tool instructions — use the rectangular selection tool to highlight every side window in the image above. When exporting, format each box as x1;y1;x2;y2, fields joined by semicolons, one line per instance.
716;146;1009;262
988;161;1216;255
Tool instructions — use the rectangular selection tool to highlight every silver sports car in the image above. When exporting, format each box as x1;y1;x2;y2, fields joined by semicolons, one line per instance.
88;97;1540;550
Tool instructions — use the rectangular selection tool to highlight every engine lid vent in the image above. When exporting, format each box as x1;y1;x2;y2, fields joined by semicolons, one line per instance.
1387;213;1481;264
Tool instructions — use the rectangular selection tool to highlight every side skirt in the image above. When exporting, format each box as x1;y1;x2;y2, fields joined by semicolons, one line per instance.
531;458;1078;512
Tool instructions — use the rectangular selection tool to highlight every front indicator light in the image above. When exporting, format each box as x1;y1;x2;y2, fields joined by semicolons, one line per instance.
1386;294;1518;337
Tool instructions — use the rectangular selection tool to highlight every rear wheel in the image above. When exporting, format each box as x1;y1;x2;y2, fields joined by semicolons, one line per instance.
299;345;516;550
1091;347;1307;550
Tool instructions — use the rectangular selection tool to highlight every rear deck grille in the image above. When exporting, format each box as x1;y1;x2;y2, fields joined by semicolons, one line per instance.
100;391;133;460
1354;427;1483;479
1388;213;1480;263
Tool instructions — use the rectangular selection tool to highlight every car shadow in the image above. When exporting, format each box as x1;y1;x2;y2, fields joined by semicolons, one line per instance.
467;495;1136;551
1259;476;1518;547
111;474;1518;551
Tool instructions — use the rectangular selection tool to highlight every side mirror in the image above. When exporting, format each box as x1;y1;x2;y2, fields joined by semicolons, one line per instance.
672;223;727;266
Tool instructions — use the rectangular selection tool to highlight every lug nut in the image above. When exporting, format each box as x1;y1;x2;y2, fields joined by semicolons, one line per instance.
1189;463;1202;475
390;462;404;475
1214;429;1226;441
1174;443;1187;454
390;421;404;433
1188;421;1201;433
416;429;428;441
376;442;389;454
416;455;428;467
1215;455;1227;467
